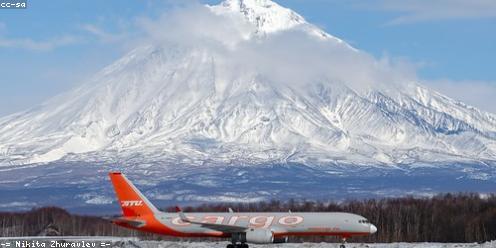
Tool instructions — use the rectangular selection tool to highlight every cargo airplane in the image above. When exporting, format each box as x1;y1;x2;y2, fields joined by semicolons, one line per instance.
109;172;377;248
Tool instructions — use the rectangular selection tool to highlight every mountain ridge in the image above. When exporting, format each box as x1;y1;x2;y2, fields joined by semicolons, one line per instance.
0;0;495;168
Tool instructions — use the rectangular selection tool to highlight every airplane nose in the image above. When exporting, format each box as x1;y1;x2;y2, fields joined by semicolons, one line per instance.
370;224;377;234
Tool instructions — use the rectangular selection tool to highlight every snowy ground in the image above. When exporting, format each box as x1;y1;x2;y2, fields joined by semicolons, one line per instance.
121;241;495;248
1;238;494;248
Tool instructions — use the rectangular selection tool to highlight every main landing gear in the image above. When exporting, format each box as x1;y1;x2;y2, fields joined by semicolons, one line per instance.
339;237;348;248
226;243;248;248
228;233;248;248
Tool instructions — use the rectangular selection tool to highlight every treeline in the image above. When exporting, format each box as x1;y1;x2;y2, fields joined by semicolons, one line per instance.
0;207;136;237
1;193;495;243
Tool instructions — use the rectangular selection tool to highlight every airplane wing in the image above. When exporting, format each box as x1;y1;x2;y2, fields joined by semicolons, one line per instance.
193;222;248;233
176;207;248;233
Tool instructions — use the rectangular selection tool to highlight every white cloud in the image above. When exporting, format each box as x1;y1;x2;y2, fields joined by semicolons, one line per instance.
424;79;496;114
136;4;417;94
0;35;80;51
135;3;496;115
361;0;496;24
136;4;255;48
0;23;127;52
81;24;127;43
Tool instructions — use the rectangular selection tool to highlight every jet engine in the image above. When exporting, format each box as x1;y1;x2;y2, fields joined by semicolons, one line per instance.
244;229;274;244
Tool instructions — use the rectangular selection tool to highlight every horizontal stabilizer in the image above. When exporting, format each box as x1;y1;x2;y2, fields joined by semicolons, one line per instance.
110;217;146;228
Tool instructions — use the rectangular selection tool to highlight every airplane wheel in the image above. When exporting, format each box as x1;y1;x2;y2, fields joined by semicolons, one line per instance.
340;245;346;248
227;244;235;248
241;244;249;248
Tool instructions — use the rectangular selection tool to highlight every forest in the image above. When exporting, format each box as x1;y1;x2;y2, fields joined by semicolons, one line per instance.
1;193;495;243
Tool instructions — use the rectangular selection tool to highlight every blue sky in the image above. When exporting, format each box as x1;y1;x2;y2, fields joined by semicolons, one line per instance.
0;0;495;116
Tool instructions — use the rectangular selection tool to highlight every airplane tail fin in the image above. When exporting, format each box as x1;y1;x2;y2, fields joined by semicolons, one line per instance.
108;172;159;217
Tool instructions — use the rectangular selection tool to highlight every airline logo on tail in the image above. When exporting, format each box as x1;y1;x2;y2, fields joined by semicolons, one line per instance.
121;200;144;207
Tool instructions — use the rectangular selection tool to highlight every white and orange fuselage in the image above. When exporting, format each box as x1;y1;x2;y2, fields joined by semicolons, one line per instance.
108;172;377;246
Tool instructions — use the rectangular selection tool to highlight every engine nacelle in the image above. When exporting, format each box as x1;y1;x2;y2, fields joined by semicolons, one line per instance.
244;228;274;244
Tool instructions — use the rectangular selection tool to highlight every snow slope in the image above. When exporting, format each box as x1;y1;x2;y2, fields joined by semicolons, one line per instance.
0;0;495;169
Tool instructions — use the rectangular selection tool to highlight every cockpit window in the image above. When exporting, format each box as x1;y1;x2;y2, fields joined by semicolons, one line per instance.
359;219;370;224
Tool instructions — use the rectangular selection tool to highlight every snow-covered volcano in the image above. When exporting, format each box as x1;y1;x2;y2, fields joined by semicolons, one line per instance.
1;0;496;168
